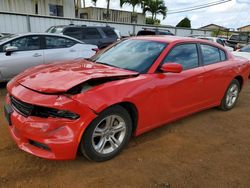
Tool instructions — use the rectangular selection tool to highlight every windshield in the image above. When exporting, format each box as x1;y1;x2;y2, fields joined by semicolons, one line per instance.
46;27;64;33
240;45;250;52
90;39;167;73
0;34;17;43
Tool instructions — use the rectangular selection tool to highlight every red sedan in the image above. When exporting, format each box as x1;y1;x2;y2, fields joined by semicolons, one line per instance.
4;36;250;161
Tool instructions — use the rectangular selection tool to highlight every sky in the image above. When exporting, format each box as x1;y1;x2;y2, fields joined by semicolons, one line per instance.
82;0;250;29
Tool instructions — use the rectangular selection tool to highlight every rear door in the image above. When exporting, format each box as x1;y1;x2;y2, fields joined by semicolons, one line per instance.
0;35;43;80
43;35;79;64
200;44;232;104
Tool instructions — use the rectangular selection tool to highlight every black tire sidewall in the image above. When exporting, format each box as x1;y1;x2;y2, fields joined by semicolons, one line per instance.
220;79;240;111
80;105;132;162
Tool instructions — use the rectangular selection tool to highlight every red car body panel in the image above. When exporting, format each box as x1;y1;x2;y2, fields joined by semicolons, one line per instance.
5;36;250;160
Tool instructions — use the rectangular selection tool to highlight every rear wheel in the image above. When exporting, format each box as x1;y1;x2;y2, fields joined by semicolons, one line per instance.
80;105;132;162
219;79;240;111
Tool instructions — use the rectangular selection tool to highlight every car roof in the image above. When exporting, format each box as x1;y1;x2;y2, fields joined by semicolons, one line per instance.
130;36;227;49
131;36;210;43
0;33;84;44
51;25;113;29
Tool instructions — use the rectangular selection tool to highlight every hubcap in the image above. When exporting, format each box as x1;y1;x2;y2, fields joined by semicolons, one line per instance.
92;115;126;154
226;83;239;107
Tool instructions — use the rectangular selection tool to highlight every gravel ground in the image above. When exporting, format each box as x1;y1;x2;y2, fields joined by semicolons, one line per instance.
0;81;249;188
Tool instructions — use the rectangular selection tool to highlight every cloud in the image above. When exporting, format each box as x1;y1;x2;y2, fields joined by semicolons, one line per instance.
83;0;250;29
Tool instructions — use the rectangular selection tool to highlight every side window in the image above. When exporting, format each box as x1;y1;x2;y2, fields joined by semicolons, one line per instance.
163;44;199;70
3;36;40;51
63;28;83;40
219;49;227;61
83;28;102;39
45;36;76;49
102;28;117;38
201;44;221;65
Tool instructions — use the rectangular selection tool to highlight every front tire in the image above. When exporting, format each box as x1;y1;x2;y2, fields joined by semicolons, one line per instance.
219;79;240;111
80;105;132;162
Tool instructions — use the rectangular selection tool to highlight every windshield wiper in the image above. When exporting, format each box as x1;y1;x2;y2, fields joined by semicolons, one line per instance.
95;61;120;68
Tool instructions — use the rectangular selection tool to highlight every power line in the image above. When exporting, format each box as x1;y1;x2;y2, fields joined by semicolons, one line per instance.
167;0;232;14
169;0;229;11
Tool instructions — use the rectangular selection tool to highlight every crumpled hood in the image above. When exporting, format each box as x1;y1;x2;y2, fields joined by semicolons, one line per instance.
15;59;138;94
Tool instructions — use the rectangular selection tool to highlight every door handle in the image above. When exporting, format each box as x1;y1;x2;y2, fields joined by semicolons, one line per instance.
69;49;76;52
33;53;42;57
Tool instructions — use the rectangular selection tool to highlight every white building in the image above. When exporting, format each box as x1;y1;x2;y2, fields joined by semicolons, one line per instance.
0;0;75;18
78;7;145;24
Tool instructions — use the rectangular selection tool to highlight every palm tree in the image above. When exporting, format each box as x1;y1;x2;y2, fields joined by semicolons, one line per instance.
143;0;167;20
120;0;142;13
92;0;111;21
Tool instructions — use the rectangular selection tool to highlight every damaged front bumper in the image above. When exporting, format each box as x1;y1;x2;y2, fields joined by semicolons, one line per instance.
5;84;97;160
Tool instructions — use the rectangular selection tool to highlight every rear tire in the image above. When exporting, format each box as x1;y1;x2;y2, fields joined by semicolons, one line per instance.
80;105;132;162
219;79;240;111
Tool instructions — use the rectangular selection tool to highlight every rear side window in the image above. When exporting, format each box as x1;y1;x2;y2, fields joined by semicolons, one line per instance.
102;28;117;37
163;44;199;70
83;28;102;39
63;28;83;40
201;44;221;65
219;49;227;61
45;36;76;49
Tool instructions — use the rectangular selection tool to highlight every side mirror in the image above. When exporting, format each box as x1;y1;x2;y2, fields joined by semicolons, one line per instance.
5;46;18;56
160;63;183;73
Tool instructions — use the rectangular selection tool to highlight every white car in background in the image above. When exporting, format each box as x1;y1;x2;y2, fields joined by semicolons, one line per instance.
232;44;250;60
196;36;234;52
0;33;97;82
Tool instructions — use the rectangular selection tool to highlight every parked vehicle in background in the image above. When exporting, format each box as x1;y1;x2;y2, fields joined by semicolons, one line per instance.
226;33;250;50
4;36;250;162
0;33;11;38
137;28;174;36
46;25;118;49
196;36;234;51
232;44;250;63
0;33;97;82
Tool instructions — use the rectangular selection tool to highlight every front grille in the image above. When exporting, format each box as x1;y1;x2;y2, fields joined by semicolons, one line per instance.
10;96;34;117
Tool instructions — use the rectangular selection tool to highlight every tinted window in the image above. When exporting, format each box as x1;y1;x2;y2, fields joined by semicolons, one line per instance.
240;45;250;52
83;28;102;39
90;39;166;73
3;36;40;51
102;28;117;37
163;44;199;70
64;28;83;40
201;44;221;65
45;36;76;49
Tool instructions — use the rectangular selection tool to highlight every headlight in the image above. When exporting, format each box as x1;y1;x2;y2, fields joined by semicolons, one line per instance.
33;106;80;120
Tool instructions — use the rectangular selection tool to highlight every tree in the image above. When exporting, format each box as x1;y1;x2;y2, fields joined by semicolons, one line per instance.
176;17;191;28
120;0;142;13
120;0;143;23
143;0;167;20
92;0;111;21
